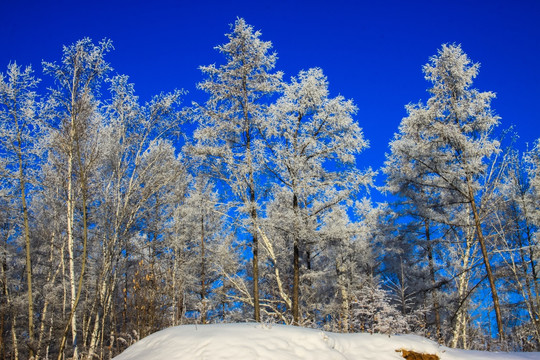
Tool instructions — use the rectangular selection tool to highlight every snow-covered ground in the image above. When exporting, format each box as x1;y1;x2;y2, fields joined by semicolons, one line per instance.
113;323;539;360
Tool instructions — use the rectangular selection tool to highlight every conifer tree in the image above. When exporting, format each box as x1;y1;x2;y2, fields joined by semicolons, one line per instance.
384;44;503;338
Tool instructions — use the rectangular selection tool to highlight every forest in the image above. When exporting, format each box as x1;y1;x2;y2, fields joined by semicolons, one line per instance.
1;18;539;359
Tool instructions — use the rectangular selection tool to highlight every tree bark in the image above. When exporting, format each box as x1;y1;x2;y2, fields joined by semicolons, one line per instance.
66;131;78;359
87;249;114;358
467;176;504;339
251;196;260;322
200;214;207;324
425;220;441;342
451;225;474;349
2;247;18;360
57;112;91;359
247;142;260;322
256;224;292;312
337;257;349;333
14;129;34;358
292;193;300;325
36;230;62;359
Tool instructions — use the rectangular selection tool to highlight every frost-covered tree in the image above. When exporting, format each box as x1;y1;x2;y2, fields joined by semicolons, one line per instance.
524;140;540;328
28;164;69;359
352;280;410;335
0;63;41;357
526;140;540;232
379;200;466;344
488;145;540;349
261;68;373;324
91;74;185;355
167;176;230;325
320;202;373;332
384;44;503;339
192;18;283;322
43;37;113;359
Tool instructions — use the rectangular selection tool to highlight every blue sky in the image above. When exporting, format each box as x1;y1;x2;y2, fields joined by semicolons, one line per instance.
2;0;539;186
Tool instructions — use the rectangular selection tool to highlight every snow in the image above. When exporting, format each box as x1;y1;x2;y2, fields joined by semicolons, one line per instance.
113;323;539;360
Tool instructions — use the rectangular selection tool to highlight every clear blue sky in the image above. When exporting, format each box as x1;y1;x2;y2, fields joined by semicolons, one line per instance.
2;0;539;186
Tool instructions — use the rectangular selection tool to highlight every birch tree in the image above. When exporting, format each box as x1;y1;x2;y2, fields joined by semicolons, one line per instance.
0;181;24;360
192;18;282;322
89;74;184;356
43;37;113;359
0;63;42;358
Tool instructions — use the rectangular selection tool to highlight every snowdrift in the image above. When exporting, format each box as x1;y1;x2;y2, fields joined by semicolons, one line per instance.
113;323;539;360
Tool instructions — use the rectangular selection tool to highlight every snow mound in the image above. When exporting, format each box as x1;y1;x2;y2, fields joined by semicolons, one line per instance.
113;323;539;360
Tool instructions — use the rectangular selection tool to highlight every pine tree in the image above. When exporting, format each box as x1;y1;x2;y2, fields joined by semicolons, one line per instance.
384;44;503;339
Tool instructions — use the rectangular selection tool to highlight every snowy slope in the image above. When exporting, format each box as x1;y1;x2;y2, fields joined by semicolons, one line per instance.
113;323;539;360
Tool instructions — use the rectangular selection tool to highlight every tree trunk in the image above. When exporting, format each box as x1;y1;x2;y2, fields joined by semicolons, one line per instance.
509;211;540;347
58;130;90;360
467;176;504;339
0;295;3;359
200;214;207;324
87;254;112;358
10;314;18;360
337;258;349;333
525;224;540;333
425;220;441;342
247;146;260;322
251;201;260;322
36;231;62;359
451;225;474;349
2;247;18;360
16;131;34;358
66;138;78;359
171;243;179;326
399;258;407;315
256;223;292;315
517;243;540;345
122;248;129;334
292;193;300;325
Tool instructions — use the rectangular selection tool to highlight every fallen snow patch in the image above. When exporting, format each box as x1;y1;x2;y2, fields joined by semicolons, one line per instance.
113;323;539;360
